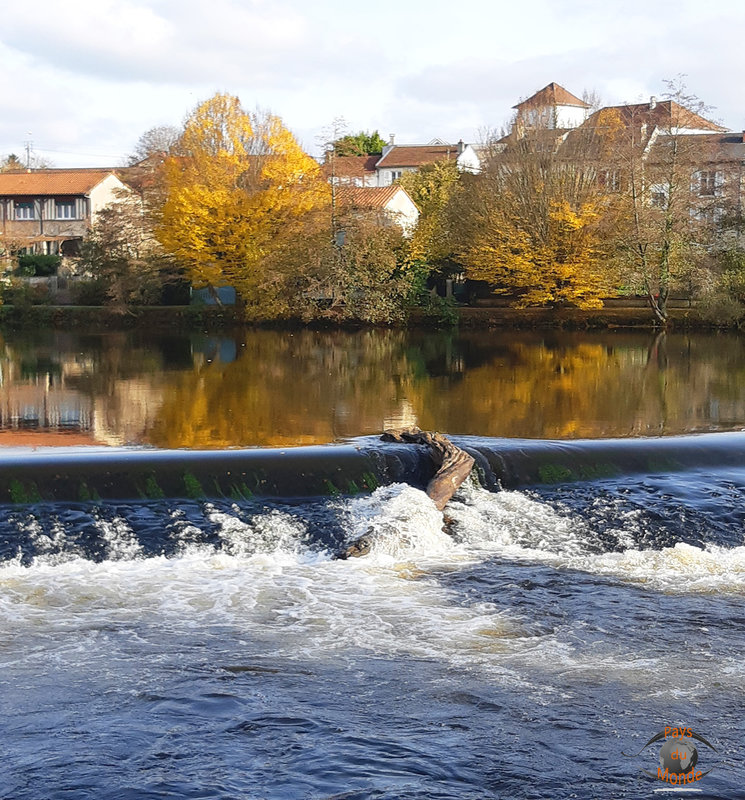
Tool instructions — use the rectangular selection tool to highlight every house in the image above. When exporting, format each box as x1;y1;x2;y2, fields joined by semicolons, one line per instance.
375;139;482;185
512;82;591;132
323;138;483;190
335;186;420;235
500;83;742;208
323;155;379;187
0;168;130;258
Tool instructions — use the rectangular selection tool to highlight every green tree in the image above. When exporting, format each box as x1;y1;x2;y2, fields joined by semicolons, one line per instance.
397;159;461;276
333;130;387;156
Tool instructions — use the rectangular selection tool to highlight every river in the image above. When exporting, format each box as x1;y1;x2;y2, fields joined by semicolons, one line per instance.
1;328;744;798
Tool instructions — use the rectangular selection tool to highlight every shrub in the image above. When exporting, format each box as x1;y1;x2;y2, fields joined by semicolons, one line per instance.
69;279;109;306
16;254;61;277
0;279;52;306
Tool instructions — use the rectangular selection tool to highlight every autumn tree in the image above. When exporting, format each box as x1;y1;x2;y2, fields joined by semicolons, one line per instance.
155;93;329;316
1;152;53;170
397;159;461;277
127;125;180;165
602;78;725;325
1;154;24;172
80;191;178;308
449;136;612;308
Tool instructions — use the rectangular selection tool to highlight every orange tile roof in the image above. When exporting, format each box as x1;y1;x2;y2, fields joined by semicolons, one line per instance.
336;186;412;209
376;145;462;169
514;82;590;110
0;169;117;196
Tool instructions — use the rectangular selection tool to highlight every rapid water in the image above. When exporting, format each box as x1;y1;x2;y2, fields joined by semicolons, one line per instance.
3;439;745;798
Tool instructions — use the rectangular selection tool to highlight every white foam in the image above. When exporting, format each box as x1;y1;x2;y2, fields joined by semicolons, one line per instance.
447;483;745;594
1;481;743;700
342;484;458;562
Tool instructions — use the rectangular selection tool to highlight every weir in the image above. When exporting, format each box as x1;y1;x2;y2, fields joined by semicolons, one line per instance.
0;443;432;504
466;431;745;488
1;431;745;504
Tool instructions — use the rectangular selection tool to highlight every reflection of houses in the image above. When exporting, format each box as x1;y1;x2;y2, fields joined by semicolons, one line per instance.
0;169;129;257
336;186;420;235
0;343;166;447
325;139;483;189
0;350;98;442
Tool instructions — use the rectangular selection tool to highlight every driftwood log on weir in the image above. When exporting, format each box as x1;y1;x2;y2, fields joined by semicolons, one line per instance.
337;428;475;559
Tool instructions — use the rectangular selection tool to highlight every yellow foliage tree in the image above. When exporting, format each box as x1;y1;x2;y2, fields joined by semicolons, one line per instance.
156;93;329;315
451;139;612;308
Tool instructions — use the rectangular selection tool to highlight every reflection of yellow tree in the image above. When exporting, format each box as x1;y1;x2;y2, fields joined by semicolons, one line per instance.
148;330;423;448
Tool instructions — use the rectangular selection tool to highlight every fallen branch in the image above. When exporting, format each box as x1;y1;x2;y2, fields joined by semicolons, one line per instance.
380;428;474;511
337;428;474;559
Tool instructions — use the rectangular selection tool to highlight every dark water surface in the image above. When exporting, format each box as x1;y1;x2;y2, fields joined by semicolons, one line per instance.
1;327;745;446
2;328;745;799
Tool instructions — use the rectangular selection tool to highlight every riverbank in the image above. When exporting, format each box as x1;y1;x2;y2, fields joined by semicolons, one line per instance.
0;302;735;331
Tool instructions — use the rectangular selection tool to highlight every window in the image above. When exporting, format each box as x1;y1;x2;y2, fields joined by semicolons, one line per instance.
650;183;669;208
697;170;718;197
598;170;621;192
14;201;35;220
55;200;76;219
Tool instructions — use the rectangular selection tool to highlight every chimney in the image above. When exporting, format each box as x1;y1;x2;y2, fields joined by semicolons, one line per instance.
457;139;465;155
649;96;657;110
382;134;396;158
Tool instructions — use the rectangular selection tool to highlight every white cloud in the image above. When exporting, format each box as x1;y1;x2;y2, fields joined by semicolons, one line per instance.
0;0;743;167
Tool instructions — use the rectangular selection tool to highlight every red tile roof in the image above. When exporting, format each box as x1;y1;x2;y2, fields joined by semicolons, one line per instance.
0;169;118;196
376;145;462;169
514;82;590;110
582;100;726;134
336;186;413;209
322;155;380;179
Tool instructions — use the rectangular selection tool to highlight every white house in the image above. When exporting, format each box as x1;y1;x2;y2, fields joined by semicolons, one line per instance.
375;139;482;186
512;82;591;132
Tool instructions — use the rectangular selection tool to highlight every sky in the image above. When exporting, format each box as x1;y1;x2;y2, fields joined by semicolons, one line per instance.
1;0;743;168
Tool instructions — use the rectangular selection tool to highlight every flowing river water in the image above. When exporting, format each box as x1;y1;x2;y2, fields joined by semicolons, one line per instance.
1;328;745;798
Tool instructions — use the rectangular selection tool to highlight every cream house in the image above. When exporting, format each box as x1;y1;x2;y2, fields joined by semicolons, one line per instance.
0;169;129;258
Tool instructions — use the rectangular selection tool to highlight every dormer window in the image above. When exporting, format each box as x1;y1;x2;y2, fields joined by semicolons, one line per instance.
14;200;35;220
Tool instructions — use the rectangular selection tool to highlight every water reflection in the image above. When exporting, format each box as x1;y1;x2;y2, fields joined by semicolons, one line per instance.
0;328;744;447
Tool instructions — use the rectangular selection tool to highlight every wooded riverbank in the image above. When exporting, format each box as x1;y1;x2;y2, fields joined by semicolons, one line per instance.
0;302;735;331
